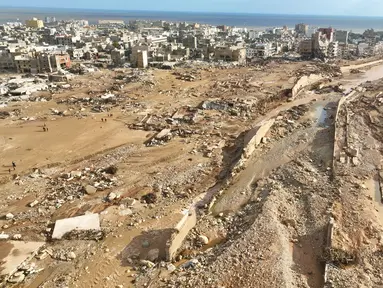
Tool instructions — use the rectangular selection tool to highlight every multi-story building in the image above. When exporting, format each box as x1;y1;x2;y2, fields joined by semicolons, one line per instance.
25;18;44;29
295;23;308;35
357;42;369;56
137;50;148;68
335;30;349;44
55;35;74;46
318;27;335;42
182;35;197;49
299;39;313;57
300;28;338;59
247;43;275;58
111;49;126;66
214;46;246;64
14;51;71;73
328;42;339;58
0;50;15;70
248;30;262;39
45;17;56;24
14;55;39;73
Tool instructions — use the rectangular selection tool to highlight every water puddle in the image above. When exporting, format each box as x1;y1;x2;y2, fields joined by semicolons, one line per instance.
343;63;383;93
366;177;383;221
315;105;328;126
373;179;382;205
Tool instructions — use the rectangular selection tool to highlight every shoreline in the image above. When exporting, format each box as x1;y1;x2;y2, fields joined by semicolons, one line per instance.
0;8;381;32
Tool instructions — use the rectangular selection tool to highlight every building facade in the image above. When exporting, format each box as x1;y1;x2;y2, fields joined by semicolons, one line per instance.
25;18;44;29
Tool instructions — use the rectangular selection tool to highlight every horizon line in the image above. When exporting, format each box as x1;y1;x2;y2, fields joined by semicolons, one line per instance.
1;5;383;19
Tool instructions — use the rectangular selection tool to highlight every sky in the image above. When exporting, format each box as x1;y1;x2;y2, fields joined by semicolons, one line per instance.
3;0;383;16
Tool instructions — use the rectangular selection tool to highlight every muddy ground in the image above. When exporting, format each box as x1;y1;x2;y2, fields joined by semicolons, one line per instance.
0;59;382;288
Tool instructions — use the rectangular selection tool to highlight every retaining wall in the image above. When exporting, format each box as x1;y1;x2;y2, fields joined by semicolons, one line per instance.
291;74;323;99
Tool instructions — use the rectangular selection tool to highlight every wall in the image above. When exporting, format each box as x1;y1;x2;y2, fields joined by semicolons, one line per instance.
165;209;197;261
291;73;323;98
243;119;276;159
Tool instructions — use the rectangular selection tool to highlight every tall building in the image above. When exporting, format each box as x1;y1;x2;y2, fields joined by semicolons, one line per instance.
335;30;349;44
25;18;44;29
137;50;148;68
295;23;308;35
45;16;56;23
318;27;335;42
299;39;313;58
182;35;197;49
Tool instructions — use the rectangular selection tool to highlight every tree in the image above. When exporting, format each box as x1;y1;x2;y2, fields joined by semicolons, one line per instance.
112;41;120;49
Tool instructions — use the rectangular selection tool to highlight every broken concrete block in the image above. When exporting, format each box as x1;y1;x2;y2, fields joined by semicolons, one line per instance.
0;233;10;240
84;185;97;195
12;234;22;240
198;235;209;245
67;252;76;260
71;171;82;178
122;197;136;207
7;272;25;283
348;147;358;157
0;241;44;276
119;209;133;216
29;200;39;207
243;119;275;158
155;129;172;140
165;209;197;261
52;214;100;240
140;260;155;268
107;192;117;201
167;263;176;272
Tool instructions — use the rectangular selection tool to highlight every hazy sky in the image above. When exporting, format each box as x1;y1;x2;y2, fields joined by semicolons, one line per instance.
4;0;383;16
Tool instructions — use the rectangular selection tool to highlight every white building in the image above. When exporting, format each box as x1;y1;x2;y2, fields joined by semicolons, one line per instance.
248;30;263;39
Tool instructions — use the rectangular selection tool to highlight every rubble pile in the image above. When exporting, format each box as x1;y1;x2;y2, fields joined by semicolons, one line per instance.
297;63;342;77
62;229;105;241
52;249;78;262
200;99;256;116
270;104;311;139
56;92;124;113
117;69;156;86
135;151;337;287
173;71;199;81
145;128;194;147
177;60;243;69
6;263;43;284
11;167;119;221
213;79;253;90
69;63;99;74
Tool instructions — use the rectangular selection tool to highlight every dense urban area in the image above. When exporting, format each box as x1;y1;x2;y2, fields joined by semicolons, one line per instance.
1;15;383;288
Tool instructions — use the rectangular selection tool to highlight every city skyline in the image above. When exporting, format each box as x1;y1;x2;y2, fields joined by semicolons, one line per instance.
2;0;383;17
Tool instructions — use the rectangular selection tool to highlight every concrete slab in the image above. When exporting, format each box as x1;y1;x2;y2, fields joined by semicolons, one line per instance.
165;208;197;261
52;213;100;240
0;241;45;276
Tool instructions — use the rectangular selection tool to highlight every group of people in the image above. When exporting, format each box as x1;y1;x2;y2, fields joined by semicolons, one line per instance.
101;114;113;122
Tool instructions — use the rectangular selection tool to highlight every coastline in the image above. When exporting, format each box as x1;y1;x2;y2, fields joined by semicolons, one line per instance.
0;7;382;32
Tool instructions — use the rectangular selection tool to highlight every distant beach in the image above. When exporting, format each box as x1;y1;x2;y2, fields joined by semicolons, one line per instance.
1;7;383;32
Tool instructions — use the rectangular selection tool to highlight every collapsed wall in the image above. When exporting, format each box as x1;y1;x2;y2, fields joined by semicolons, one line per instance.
165;208;197;261
332;90;359;176
291;74;323;98
243;119;275;159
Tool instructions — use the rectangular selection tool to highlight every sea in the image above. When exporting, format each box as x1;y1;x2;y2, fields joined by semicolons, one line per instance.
1;7;383;33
